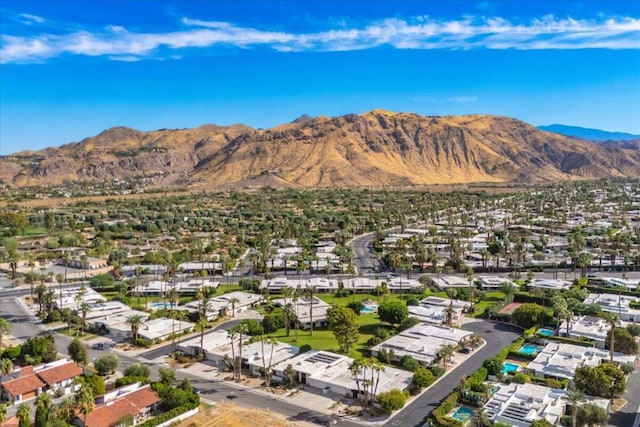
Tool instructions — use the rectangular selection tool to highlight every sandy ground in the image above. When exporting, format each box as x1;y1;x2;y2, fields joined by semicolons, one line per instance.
175;403;318;427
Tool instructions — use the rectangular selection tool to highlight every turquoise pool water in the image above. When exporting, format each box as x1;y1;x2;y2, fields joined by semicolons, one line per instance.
518;344;543;356
361;304;378;313
149;302;172;310
537;328;554;337
452;406;475;422
502;362;520;375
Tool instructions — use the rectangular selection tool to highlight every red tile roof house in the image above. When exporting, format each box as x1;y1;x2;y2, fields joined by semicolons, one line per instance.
36;359;84;396
0;365;45;405
73;383;160;427
0;359;83;405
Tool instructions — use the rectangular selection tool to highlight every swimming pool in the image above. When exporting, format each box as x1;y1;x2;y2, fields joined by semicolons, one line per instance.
502;362;521;375
451;406;475;422
361;305;377;313
537;328;554;337
517;344;543;356
148;302;172;310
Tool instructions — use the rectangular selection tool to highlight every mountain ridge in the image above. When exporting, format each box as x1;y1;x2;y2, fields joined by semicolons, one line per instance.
2;111;640;189
538;124;640;142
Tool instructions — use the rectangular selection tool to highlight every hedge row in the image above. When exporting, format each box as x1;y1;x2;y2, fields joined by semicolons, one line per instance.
585;285;639;297
430;391;463;427
138;401;199;427
544;335;595;347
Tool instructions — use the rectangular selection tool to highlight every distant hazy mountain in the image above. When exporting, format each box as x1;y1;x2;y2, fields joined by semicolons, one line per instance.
2;111;640;189
538;124;640;142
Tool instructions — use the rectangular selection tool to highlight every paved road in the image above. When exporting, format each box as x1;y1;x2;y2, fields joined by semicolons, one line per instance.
1;297;360;426
349;231;393;275
385;320;524;427
609;367;640;427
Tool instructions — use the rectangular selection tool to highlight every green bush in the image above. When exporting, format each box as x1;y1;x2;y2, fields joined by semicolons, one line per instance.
298;344;312;353
377;389;409;412
512;373;531;384
137;402;198;427
401;355;421;372
412;367;435;388
430;365;445;378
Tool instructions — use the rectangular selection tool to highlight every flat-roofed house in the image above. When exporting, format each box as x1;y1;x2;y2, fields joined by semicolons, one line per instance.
484;383;610;427
526;342;635;380
271;350;412;399
370;323;473;366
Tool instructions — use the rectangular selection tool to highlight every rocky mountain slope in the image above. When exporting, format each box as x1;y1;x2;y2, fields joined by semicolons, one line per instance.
2;111;640;189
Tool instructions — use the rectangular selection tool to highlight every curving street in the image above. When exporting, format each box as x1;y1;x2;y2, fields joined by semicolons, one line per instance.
385;320;523;427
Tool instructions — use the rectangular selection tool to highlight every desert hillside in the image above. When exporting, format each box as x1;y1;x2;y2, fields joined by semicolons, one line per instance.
2;111;639;189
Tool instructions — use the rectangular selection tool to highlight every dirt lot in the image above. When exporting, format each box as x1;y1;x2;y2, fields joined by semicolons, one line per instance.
175;403;318;427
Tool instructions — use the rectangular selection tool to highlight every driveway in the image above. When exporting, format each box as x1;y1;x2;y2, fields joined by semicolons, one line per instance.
386;320;523;427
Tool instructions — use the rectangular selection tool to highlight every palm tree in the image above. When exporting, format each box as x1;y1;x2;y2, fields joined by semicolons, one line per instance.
229;297;239;318
281;286;294;336
79;302;90;336
438;344;455;368
126;314;145;342
349;359;364;412
0;359;14;395
52;398;75;424
566;388;585;427
16;402;30;427
603;312;619;363
236;322;248;381
260;335;278;387
368;357;385;411
35;391;53;426
167;289;179;311
227;328;238;380
74;384;95;427
305;285;318;336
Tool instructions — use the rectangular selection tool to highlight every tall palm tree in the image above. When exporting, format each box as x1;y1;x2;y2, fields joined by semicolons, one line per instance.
236;323;248;381
167;289;179;311
368;357;384;411
304;285;318;336
603;312;619;363
53;397;76;424
438;344;455;367
259;335;278;387
77;301;90;336
349;359;364;411
126;314;145;342
0;359;14;395
74;384;95;427
35;391;53;426
16;402;30;427
281;286;294;336
227;328;238;380
566;388;585;427
229;297;239;318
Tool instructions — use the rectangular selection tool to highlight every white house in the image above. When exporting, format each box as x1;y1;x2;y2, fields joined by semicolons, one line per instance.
271;350;412;399
583;293;640;323
370;323;473;366
558;315;609;349
484;383;609;427
526;342;635;380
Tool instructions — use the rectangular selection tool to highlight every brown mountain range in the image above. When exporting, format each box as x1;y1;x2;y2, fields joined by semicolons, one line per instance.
2;110;640;189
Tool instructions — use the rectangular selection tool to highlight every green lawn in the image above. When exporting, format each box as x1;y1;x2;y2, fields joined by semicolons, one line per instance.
273;312;386;359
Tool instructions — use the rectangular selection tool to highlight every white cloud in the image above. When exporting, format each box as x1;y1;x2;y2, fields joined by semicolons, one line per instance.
1;14;639;64
18;13;45;25
448;96;478;103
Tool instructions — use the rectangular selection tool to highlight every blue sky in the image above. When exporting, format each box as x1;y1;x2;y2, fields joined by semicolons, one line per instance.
1;1;639;155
